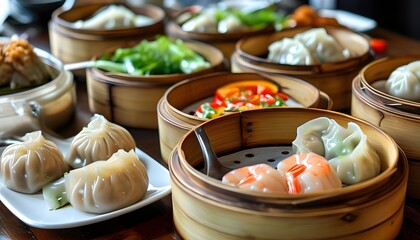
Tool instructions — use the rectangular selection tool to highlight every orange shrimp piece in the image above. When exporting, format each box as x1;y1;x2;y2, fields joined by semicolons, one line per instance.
277;153;342;194
222;163;288;193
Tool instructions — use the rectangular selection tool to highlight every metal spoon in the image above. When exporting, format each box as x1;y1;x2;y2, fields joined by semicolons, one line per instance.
194;126;231;180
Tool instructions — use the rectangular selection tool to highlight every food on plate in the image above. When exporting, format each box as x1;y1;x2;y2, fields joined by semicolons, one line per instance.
287;5;342;28
292;117;381;185
43;149;149;214
0;38;50;95
0;131;69;194
66;114;136;168
178;4;285;33
277;153;342;194
73;5;153;29
268;28;352;65
94;35;210;75
385;60;420;102
194;80;289;119
222;163;288;193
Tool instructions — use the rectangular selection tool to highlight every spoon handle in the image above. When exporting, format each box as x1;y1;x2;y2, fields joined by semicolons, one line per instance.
194;126;230;180
63;61;94;71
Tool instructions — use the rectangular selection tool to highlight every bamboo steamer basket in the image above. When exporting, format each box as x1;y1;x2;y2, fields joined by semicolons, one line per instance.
49;1;165;74
351;56;420;199
0;37;75;132
165;20;275;65
86;40;225;129
169;108;406;239
158;72;333;163
231;26;373;111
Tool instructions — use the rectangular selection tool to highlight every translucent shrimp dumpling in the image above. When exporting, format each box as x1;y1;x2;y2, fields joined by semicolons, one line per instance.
292;117;381;185
66;114;136;168
43;149;149;214
222;163;288;193
385;60;420;102
277;153;342;194
268;38;316;65
294;28;351;64
0;131;69;194
182;10;218;33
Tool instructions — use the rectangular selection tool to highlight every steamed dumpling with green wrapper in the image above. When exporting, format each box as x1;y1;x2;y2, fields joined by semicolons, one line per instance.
42;149;149;214
66;114;136;169
292;117;380;185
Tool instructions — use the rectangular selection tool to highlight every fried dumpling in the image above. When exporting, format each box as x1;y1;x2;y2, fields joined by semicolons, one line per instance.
43;149;149;214
66;114;136;168
0;131;69;194
292;117;381;185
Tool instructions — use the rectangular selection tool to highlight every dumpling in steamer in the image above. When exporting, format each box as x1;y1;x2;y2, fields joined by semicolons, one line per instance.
294;28;352;64
0;131;69;194
277;153;342;194
385;60;420;102
268;38;315;65
292;117;381;185
222;163;288;193
66;114;136;169
43;149;149;214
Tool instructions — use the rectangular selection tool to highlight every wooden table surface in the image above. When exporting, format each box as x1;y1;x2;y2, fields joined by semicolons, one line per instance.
1;19;420;240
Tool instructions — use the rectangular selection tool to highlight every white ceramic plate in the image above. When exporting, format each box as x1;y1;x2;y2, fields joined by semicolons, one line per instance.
318;9;377;32
0;148;171;229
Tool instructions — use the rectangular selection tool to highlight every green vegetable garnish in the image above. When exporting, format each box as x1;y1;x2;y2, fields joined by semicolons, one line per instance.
94;36;211;75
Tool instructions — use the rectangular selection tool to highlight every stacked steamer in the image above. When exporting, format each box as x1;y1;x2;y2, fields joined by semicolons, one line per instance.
49;2;165;68
231;7;373;111
0;37;75;134
49;2;226;129
157;72;333;163
352;56;420;199
165;1;281;64
86;36;225;129
169;108;407;239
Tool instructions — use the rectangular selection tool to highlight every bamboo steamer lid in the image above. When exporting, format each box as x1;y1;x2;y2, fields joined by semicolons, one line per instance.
158;72;333;163
169;107;406;239
351;56;420;198
48;1;165;73
86;40;225;129
231;26;373;111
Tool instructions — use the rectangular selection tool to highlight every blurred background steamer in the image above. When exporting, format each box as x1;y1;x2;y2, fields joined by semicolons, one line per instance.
351;56;420;199
48;1;165;76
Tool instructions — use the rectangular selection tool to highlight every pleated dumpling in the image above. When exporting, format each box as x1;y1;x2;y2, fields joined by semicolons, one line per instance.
0;131;69;194
292;117;381;185
385;60;420;102
43;149;149;214
294;28;351;64
268;38;315;65
66;114;136;168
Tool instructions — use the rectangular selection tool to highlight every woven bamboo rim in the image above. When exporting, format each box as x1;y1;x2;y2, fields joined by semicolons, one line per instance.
158;72;332;163
50;1;165;39
175;108;399;204
358;56;420;114
234;26;372;75
352;75;420;199
169;143;407;239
